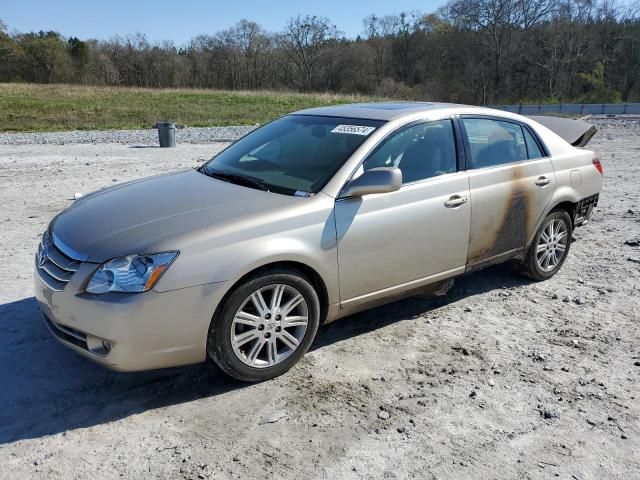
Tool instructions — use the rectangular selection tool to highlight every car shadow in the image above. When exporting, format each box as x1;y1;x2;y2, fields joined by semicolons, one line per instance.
0;264;529;444
312;263;529;350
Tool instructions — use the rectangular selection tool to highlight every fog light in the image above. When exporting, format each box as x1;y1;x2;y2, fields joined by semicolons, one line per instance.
86;335;112;356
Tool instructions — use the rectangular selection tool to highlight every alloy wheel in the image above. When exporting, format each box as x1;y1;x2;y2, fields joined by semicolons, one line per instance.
230;284;309;368
536;218;569;272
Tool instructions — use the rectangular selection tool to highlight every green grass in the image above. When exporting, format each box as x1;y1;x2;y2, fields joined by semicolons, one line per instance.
0;83;381;132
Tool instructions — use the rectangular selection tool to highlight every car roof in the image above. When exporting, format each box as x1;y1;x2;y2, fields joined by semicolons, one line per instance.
291;102;469;121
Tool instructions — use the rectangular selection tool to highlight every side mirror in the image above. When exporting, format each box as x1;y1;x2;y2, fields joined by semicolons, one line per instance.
340;167;402;198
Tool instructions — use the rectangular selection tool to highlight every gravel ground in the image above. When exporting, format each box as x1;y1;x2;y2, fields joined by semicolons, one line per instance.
0;124;639;479
0;126;257;146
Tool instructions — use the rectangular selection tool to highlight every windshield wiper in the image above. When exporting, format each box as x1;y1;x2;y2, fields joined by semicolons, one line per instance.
200;168;269;192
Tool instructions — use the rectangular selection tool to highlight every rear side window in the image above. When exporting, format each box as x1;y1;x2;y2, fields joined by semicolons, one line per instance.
523;127;544;159
363;119;457;184
462;118;527;169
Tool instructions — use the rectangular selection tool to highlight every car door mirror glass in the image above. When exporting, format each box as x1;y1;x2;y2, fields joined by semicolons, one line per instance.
340;167;402;198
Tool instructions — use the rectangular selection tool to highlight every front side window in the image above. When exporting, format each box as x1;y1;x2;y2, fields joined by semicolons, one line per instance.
462;118;527;169
362;119;457;184
201;115;384;195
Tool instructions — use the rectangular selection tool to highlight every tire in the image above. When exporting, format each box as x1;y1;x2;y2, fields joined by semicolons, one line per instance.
518;210;573;281
207;268;320;382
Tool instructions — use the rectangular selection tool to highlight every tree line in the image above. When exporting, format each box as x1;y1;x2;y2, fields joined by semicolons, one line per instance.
1;0;639;104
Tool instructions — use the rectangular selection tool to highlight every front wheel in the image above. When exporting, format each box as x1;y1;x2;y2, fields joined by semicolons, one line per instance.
207;269;320;382
518;210;573;281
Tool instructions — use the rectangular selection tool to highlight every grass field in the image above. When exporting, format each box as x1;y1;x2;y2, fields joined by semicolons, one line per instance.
0;83;379;132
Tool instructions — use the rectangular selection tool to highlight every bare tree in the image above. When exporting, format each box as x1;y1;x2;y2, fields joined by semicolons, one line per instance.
529;0;593;99
447;0;519;100
517;0;555;29
392;11;424;84
363;14;398;84
445;0;555;101
279;15;340;90
215;20;272;89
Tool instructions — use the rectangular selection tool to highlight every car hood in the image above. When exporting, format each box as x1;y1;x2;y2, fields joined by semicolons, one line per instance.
51;169;300;262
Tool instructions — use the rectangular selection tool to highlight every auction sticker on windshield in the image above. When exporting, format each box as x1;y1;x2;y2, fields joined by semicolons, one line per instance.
331;125;376;136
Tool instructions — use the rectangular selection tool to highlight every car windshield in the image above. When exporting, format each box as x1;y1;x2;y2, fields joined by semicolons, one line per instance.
200;115;384;195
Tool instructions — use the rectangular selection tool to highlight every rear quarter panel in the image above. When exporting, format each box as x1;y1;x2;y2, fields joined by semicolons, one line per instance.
526;122;602;247
525;117;603;205
549;148;603;204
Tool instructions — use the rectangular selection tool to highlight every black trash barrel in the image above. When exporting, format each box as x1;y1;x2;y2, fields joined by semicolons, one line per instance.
156;122;176;148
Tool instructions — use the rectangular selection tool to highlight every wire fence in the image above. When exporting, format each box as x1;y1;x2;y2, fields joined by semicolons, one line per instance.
491;103;640;115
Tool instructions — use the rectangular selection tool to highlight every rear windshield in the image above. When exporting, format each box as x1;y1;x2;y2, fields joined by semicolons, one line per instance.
202;115;384;195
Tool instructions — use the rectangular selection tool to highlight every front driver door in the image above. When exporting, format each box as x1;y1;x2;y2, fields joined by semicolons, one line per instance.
335;119;471;306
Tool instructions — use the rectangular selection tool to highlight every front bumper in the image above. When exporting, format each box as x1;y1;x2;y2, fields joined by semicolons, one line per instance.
35;262;232;372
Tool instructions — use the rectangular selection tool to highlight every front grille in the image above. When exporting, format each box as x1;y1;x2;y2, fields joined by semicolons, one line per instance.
36;231;82;291
43;313;88;350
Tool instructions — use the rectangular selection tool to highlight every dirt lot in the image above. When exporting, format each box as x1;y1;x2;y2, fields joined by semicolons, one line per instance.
0;126;638;479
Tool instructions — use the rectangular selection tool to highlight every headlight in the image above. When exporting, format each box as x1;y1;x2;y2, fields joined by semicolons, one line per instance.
86;252;178;294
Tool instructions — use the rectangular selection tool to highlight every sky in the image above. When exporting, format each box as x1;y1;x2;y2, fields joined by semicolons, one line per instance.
2;0;444;45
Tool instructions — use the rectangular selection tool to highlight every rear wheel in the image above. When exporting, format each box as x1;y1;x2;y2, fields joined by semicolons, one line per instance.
518;210;573;281
207;269;320;382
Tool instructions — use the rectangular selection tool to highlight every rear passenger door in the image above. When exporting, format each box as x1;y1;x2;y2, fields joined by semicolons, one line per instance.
460;116;555;269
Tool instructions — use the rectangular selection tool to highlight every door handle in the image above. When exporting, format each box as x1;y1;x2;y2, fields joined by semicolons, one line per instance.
444;195;468;208
535;176;551;186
